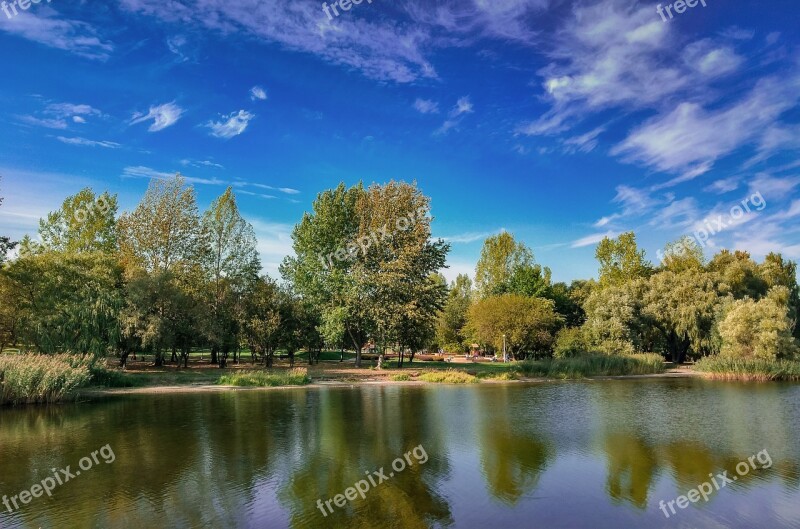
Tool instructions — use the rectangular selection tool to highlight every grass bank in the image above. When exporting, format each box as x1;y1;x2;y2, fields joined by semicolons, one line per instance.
0;354;91;405
418;369;479;384
217;368;311;387
516;354;666;379
694;357;800;381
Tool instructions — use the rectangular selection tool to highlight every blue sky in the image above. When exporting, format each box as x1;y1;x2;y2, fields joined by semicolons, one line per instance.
1;0;799;282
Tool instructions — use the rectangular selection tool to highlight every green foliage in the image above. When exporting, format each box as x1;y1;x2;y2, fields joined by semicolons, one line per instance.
516;354;665;379
474;232;534;298
436;274;472;352
217;368;311;387
418;369;478;384
695;356;800;381
389;373;411;381
596;232;652;287
582;282;643;355
0;184;17;265
0;354;91;405
717;286;798;360
467;294;563;359
553;327;589;359
659;236;704;273
37;188;118;254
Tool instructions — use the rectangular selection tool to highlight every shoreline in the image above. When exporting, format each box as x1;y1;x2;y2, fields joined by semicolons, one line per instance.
79;369;704;398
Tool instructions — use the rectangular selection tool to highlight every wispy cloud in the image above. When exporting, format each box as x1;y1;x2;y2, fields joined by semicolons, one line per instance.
413;98;439;114
131;102;185;132
206;110;255;139
250;86;268;101
0;10;113;60
56;136;120;149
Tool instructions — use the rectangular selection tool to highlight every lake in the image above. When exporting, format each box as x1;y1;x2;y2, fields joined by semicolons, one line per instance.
0;378;798;528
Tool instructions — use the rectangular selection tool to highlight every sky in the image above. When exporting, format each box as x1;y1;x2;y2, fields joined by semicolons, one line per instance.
1;0;799;283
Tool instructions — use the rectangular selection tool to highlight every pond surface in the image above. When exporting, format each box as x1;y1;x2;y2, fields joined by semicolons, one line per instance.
0;378;799;529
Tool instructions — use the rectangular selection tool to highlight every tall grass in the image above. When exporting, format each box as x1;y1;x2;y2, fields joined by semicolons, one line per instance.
0;354;91;405
418;369;478;384
217;368;311;387
694;356;800;381
516;354;666;379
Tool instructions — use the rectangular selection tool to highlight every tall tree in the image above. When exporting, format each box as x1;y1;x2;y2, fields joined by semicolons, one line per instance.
281;183;374;366
200;188;260;367
354;181;449;367
118;175;202;274
0;183;17;264
241;276;282;367
474;232;533;298
38;188;118;254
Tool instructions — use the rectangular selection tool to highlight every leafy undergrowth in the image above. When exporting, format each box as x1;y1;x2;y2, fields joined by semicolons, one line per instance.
694;356;800;381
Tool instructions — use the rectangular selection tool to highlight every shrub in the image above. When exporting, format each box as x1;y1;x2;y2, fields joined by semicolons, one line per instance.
418;369;478;384
389;373;411;381
553;327;588;359
218;368;310;387
0;354;91;405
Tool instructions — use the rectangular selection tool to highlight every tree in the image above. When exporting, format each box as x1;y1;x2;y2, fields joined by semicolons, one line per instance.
5;251;123;356
506;263;552;298
707;250;767;300
582;282;644;356
117;175;204;366
200;188;260;367
118;175;202;274
467;294;562;360
354;181;448;367
596;232;652;287
37;188;118;254
659;236;704;273
758;252;800;339
241;276;282;367
642;269;725;362
717;286;798;360
475;232;534;298
281;183;372;366
436;274;473;353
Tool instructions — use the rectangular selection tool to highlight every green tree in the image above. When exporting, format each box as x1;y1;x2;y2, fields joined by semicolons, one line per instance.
475;232;534;298
659;236;704;273
758;252;800;339
582;281;645;355
596;232;652;287
467;294;562;360
436;274;473;353
38;188;118;254
0;185;17;264
200;188;260;367
354;181;448;367
707;250;767;300
717;286;798;360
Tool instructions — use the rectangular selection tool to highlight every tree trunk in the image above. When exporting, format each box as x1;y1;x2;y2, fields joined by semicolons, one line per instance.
154;348;164;367
211;346;218;365
171;347;177;363
340;348;345;363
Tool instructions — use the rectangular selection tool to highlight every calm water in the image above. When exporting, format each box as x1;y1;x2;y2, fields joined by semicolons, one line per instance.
1;379;799;529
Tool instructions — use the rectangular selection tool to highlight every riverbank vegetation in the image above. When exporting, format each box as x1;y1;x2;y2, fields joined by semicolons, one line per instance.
1;175;799;406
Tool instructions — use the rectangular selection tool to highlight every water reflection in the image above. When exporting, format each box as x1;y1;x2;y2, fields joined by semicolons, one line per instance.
0;379;798;528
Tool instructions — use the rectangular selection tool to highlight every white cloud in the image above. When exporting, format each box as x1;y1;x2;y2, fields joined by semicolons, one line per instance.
121;166;226;186
571;231;618;249
206;110;255;139
450;96;473;117
56;137;120;149
439;229;503;244
0;10;113;60
413;98;439;114
250;86;268;101
131;102;185;132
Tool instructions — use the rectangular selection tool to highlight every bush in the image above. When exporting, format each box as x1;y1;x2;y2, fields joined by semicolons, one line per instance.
553;327;588;359
516;354;665;379
418;369;478;384
0;354;91;405
389;373;411;381
694;356;800;381
218;368;310;387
